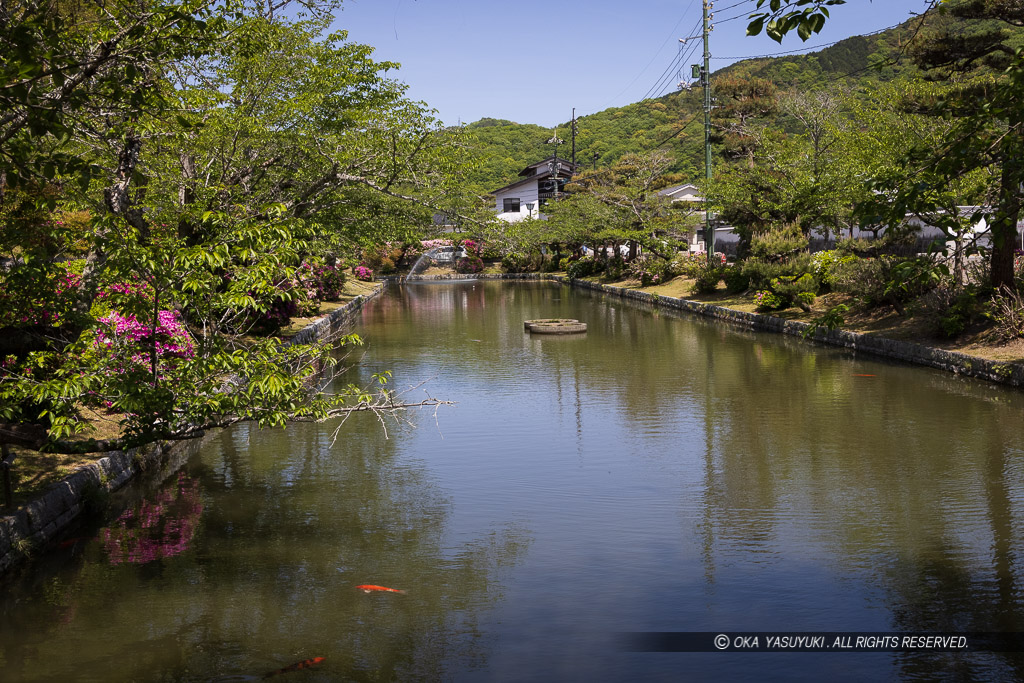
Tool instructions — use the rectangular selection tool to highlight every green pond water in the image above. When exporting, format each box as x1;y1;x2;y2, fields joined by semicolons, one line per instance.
3;280;1024;682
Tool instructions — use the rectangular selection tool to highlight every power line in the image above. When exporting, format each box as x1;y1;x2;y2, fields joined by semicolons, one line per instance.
593;0;699;111
641;22;703;101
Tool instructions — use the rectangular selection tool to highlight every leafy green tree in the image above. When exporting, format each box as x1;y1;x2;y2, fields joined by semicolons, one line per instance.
747;0;1022;290
711;75;779;165
0;1;458;452
546;152;698;260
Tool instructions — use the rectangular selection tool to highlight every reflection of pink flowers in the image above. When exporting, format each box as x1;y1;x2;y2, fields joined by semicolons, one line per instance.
102;472;203;564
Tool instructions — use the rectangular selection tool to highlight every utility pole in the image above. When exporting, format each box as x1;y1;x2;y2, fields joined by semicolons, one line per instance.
692;1;714;262
571;108;577;169
547;130;564;202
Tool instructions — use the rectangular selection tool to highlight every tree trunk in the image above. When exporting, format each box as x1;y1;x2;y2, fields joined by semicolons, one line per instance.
990;129;1022;292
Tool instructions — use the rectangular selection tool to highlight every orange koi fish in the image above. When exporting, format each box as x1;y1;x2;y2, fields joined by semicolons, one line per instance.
851;374;876;377
357;584;406;594
263;657;325;679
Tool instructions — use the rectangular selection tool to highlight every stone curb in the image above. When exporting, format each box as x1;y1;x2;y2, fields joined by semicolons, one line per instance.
388;273;1023;388
555;276;1024;389
0;285;384;579
284;284;383;347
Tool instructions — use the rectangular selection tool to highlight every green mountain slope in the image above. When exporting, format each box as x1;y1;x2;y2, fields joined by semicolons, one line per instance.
462;17;931;194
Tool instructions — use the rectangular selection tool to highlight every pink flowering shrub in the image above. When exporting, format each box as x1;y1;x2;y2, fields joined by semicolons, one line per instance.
455;256;484;274
354;265;374;281
95;280;154;318
102;472;203;564
461;239;483;257
296;261;346;302
421;238;453;251
93;309;195;379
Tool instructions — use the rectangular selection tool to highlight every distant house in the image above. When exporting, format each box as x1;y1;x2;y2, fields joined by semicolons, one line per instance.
656;182;728;250
491;156;577;222
657;182;703;204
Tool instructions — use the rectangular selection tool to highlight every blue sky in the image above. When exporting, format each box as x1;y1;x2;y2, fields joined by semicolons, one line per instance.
333;0;934;127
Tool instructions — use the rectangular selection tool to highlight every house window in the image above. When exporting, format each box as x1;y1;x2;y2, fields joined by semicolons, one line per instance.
503;198;520;213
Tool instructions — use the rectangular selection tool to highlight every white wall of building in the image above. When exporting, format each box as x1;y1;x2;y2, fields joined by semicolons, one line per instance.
494;181;540;222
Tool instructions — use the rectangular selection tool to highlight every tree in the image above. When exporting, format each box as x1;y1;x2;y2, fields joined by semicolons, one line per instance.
747;0;1022;290
546;152;698;260
710;75;779;166
0;1;459;452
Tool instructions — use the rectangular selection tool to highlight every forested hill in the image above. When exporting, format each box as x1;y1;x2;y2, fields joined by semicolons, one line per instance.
461;16;924;194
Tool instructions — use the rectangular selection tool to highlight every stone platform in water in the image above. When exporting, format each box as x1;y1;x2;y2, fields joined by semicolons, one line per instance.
524;319;587;334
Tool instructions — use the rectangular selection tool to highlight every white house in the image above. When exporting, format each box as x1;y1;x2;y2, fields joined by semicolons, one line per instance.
656;182;703;204
491;156;577;222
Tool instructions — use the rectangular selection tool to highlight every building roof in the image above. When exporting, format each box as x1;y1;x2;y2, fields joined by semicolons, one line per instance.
657;183;703;201
517;155;577;177
490;156;577;195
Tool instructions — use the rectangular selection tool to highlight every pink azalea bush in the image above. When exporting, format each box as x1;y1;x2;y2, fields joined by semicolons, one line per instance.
354;265;374;281
93;309;195;379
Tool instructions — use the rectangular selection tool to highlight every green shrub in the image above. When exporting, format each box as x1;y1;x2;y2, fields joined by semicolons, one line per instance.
628;254;672;286
541;256;561;273
740;258;792;290
922;285;989;338
749;223;808;261
603;256;625;281
754;290;785;310
812;250;858;292
991;288;1024;341
772;273;818;301
669;252;703;278
566;257;596;279
723;265;750;294
691;263;723;294
501;253;537;273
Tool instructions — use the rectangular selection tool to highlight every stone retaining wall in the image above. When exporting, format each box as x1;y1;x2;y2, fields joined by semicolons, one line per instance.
390;273;1024;388
559;276;1024;389
285;286;382;346
0;286;383;578
0;437;205;576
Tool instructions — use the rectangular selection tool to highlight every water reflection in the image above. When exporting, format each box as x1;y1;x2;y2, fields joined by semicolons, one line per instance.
3;281;1024;681
102;471;203;565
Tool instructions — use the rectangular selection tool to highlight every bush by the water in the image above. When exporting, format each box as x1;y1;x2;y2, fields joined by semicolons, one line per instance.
628;254;671;286
455;256;484;274
691;262;724;294
566;257;598;279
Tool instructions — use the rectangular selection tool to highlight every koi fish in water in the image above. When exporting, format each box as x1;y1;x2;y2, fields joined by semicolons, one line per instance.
356;584;405;594
262;657;325;679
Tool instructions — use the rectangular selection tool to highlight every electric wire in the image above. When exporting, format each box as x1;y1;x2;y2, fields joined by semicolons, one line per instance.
640;20;703;101
593;0;699;111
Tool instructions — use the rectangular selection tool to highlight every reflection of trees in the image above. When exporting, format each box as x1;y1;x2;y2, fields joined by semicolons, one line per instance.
0;420;530;681
692;329;1024;679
